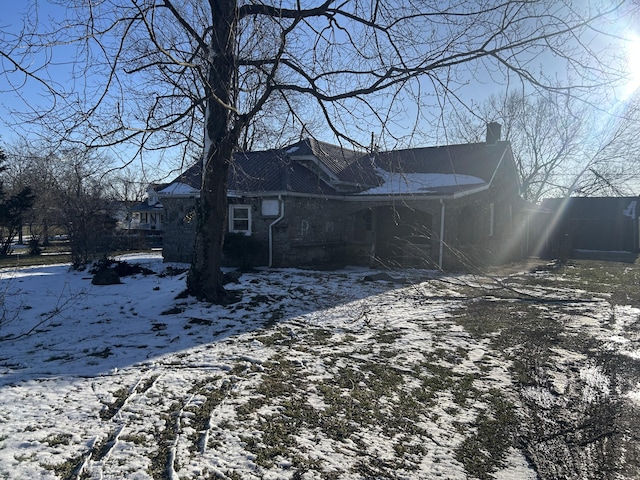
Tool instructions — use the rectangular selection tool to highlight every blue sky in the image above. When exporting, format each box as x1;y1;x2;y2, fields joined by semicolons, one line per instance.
1;1;639;171
0;1;70;144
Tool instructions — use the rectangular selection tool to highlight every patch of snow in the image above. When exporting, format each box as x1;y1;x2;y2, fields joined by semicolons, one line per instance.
0;266;59;280
466;347;486;362
621;349;640;360
522;386;557;409
625;383;640;405
580;364;610;403
494;448;539;479
2;255;631;479
608;335;630;344
358;168;484;195
547;370;570;395
614;305;640;330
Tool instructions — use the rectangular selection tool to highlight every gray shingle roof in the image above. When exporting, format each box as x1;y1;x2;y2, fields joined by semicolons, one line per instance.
372;142;508;179
360;141;513;196
229;149;339;195
159;139;513;198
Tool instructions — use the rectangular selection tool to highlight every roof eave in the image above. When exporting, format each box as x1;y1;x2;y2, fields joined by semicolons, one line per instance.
343;183;491;202
163;181;491;202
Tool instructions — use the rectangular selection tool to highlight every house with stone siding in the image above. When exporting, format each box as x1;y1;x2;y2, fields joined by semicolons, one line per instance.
158;123;526;270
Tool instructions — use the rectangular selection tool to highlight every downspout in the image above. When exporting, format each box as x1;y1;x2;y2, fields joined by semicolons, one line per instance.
438;199;445;270
268;195;285;267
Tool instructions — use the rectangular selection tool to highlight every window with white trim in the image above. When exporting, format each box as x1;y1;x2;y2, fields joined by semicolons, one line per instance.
229;204;252;235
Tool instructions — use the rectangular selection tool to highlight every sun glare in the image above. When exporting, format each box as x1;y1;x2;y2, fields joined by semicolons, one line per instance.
623;33;640;98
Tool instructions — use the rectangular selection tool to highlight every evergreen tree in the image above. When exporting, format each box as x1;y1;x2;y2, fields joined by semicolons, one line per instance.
0;148;35;257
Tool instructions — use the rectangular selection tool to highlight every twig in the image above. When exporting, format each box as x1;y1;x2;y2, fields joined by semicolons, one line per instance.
0;283;84;342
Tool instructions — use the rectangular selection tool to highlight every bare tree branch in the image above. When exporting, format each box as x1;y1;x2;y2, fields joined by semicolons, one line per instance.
2;0;639;300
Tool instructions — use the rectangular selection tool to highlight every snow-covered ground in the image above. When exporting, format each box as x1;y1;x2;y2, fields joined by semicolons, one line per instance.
0;253;638;479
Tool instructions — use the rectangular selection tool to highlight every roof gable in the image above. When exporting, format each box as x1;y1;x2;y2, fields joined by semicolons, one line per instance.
285;138;376;188
230;149;339;195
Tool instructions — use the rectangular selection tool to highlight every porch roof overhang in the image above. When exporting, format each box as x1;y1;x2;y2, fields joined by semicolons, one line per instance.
344;182;491;201
230;181;491;202
130;202;165;212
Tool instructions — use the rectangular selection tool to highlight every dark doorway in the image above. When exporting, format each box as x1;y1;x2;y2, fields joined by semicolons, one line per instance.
374;206;433;266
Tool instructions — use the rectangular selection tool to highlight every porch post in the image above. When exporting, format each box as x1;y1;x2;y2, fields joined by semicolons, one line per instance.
439;199;445;270
268;195;285;267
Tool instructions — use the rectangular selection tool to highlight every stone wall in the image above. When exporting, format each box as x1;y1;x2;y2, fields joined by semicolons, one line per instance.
440;167;523;269
161;197;197;263
160;170;524;270
270;197;353;267
161;195;355;267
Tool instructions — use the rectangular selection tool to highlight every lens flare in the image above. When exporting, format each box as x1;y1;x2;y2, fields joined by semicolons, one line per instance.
623;33;640;99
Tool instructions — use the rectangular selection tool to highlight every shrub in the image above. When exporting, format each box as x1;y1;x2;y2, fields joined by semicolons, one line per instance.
28;239;41;255
223;232;266;269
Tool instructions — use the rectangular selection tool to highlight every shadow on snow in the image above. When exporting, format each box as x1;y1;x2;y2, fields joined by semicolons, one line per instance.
0;257;422;386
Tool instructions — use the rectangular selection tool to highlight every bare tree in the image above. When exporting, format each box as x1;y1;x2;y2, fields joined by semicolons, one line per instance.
48;148;120;268
108;165;148;205
6;142;120;265
448;90;640;202
4;141;56;247
447;91;589;202
2;1;638;301
566;92;640;197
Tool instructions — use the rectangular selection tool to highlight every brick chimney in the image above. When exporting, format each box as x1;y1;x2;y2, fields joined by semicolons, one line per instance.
486;122;501;144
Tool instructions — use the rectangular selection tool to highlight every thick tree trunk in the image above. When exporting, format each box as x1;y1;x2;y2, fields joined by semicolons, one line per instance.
187;138;234;302
186;0;238;303
42;219;50;246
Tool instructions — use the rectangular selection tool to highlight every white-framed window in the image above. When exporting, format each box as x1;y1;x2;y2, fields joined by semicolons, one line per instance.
229;204;252;235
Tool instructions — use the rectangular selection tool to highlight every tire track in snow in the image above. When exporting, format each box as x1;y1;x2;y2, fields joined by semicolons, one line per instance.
71;369;161;479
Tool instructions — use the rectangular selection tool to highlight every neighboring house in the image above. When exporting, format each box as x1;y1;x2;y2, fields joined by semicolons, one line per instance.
113;201;135;230
158;122;526;270
537;196;640;260
128;186;165;232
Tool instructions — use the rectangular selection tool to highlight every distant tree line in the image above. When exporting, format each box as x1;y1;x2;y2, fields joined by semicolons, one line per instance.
0;142;148;268
0;147;34;256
